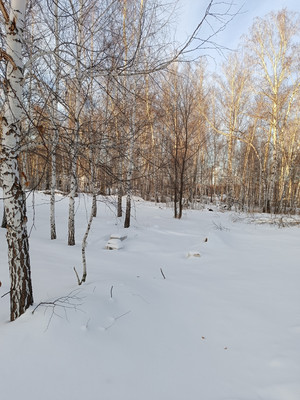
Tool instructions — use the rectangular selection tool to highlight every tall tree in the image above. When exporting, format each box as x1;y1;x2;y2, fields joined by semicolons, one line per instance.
245;9;300;213
160;65;204;218
208;54;250;209
0;0;33;321
50;0;61;240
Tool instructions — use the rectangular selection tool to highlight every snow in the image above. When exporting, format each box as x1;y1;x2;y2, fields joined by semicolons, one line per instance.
1;192;300;400
106;238;125;250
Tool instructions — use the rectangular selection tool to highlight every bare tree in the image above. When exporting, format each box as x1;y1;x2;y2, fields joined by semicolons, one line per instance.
245;9;300;213
207;54;250;209
50;0;60;240
159;65;205;218
0;0;33;321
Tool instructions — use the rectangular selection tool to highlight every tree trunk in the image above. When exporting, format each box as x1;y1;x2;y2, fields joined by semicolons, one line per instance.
68;167;77;246
81;196;96;284
50;1;60;240
92;194;97;218
1;206;7;228
0;0;33;321
124;91;136;228
117;184;123;218
124;192;131;228
68;0;83;245
50;142;58;240
124;134;134;228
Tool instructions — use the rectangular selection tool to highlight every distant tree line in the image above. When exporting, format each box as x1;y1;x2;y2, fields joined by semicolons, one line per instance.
8;6;299;220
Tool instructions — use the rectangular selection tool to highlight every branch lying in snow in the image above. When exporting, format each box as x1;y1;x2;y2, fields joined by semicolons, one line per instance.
160;268;166;280
32;290;84;330
103;310;131;331
212;220;230;231
32;290;83;314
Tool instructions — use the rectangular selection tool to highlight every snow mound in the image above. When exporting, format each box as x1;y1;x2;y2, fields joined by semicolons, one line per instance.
106;238;124;250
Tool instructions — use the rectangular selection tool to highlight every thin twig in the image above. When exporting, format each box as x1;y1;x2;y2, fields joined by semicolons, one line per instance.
1;290;10;298
104;310;131;331
160;268;166;280
31;290;83;330
74;266;82;285
32;290;83;314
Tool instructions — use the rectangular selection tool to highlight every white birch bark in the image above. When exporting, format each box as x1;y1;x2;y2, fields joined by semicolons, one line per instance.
1;206;7;228
89;12;97;219
81;197;96;283
50;1;60;240
0;0;33;321
124;93;136;229
68;0;83;246
117;160;123;218
124;153;133;228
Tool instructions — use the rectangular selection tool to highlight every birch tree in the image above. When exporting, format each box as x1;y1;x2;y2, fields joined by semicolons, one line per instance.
159;65;204;218
50;0;60;240
0;0;33;321
245;9;300;213
209;54;250;209
66;0;84;245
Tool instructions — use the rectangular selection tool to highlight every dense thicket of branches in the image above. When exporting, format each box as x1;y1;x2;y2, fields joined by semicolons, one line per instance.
1;3;299;217
16;6;299;215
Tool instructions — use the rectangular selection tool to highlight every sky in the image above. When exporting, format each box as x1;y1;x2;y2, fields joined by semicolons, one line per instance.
176;0;300;69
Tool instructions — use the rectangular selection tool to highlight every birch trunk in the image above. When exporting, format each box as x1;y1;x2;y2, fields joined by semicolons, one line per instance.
68;0;83;245
89;8;97;219
81;197;96;284
89;146;97;218
117;137;123;217
226;134;234;210
268;101;279;213
115;91;123;218
68;150;78;245
1;206;7;228
0;0;33;321
117;181;123;218
124;119;135;228
50;1;60;240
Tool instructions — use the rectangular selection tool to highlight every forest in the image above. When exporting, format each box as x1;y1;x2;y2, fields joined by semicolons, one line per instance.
0;0;299;321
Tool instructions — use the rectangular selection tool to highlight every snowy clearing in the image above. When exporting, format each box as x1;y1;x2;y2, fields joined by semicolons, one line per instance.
1;192;300;400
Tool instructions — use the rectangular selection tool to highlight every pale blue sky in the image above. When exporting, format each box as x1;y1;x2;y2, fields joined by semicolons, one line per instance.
176;0;300;68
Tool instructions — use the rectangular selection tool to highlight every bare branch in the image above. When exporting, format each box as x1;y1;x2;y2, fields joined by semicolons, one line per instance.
0;0;9;23
0;49;17;70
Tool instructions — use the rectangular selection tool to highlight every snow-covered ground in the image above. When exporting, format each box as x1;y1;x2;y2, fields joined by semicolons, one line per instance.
1;192;300;400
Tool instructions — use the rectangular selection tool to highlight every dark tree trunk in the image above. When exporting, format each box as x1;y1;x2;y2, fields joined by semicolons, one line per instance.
1;207;7;228
124;194;131;228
